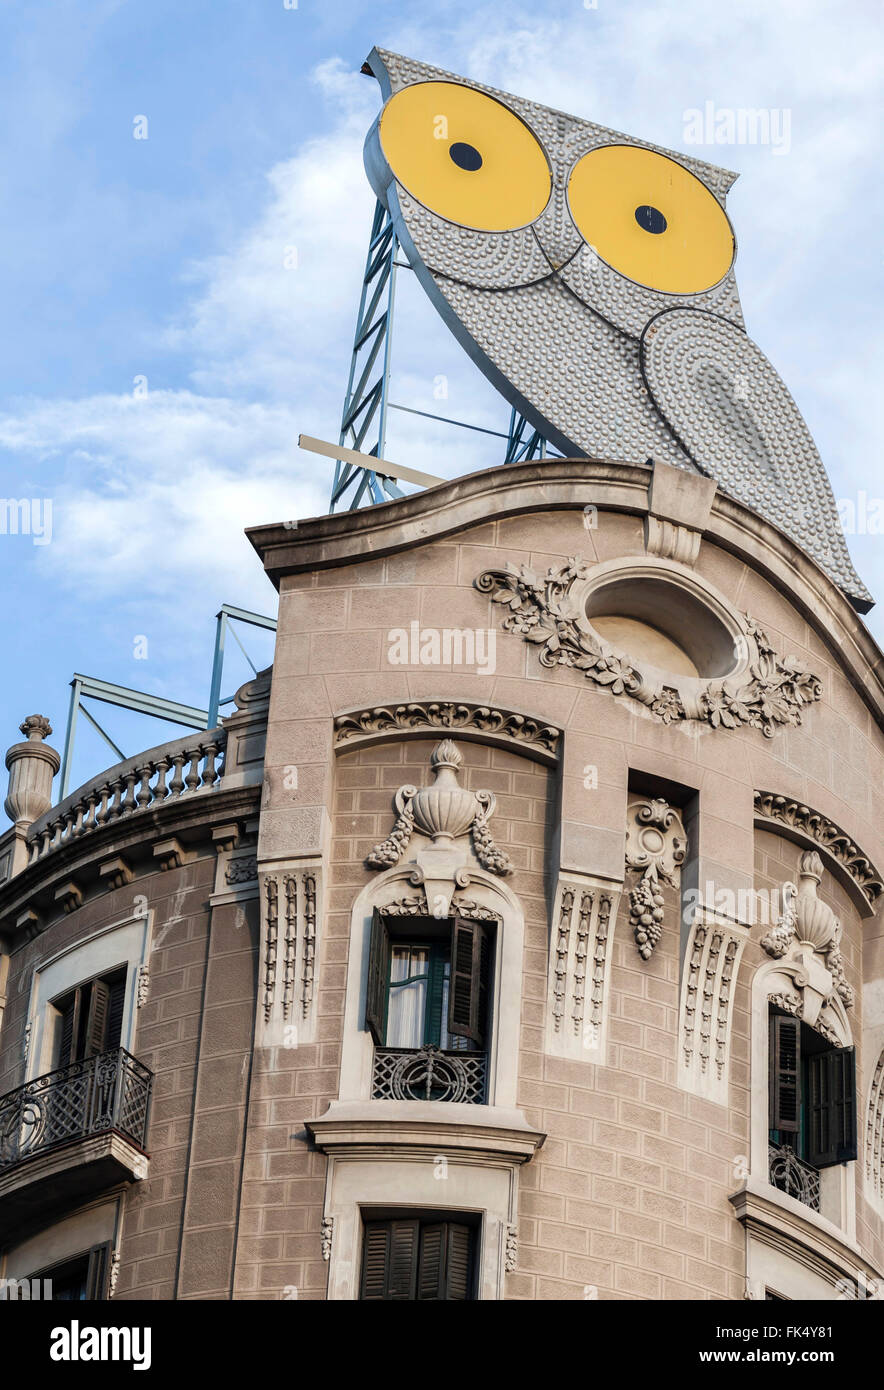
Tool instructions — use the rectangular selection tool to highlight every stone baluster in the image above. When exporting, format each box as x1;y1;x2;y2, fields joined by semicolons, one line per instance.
201;741;220;788
153;757;170;802
136;763;153;811
168;753;186;799
184;751;201;794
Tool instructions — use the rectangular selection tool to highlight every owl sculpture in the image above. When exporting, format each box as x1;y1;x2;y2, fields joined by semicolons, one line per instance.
362;49;871;611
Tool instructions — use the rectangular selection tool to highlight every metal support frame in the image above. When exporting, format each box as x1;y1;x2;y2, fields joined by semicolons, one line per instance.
503;407;548;464
330;200;403;512
59;604;276;797
206;604;278;729
328;202;554;513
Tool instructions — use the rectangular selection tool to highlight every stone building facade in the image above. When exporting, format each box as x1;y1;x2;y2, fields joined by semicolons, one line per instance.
1;456;882;1300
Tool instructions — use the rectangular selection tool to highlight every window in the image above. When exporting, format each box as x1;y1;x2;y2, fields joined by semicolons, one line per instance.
366;912;493;1103
51;968;127;1069
359;1217;476;1300
366;912;492;1053
769;1009;857;1208
30;1243;112;1300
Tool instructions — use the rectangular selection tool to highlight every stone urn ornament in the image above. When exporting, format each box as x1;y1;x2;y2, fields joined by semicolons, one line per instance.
367;739;512;876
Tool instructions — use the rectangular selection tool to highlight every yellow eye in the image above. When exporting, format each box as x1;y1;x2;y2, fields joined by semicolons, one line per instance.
378;81;551;232
568;144;735;294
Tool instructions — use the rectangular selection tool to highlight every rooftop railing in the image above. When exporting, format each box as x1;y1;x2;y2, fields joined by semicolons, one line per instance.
25;729;227;866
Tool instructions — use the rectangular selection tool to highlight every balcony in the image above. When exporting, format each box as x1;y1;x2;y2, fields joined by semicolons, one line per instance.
0;1048;153;1240
768;1140;821;1212
372;1045;487;1104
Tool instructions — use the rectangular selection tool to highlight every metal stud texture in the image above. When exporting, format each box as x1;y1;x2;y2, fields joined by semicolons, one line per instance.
363;48;871;609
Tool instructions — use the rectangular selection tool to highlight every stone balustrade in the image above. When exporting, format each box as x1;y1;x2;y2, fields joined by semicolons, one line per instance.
25;729;227;866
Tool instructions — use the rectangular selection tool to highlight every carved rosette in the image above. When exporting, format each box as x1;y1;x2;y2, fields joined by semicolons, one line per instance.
476;559;822;737
625;798;687;961
366;740;512;876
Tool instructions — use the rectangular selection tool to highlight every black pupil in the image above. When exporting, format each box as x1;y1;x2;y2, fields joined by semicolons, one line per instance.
449;141;483;172
635;204;667;234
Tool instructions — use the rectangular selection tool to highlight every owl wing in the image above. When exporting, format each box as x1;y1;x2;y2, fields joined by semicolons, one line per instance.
640;308;871;610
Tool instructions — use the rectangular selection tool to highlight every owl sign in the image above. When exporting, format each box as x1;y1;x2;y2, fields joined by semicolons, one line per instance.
362;49;870;612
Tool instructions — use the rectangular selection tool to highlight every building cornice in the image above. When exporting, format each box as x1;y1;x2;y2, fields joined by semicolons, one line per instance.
246;458;883;729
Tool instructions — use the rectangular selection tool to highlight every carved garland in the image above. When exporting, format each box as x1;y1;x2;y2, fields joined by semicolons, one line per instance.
754;792;883;910
334;701;560;760
625;797;687;960
476;559;822;738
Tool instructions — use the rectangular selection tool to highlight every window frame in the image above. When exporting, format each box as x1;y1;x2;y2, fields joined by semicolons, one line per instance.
365;909;494;1053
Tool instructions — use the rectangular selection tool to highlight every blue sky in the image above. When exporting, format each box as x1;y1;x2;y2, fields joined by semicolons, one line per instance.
0;0;881;799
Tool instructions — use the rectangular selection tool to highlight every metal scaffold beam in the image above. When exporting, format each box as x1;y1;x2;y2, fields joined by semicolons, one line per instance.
329;201;403;512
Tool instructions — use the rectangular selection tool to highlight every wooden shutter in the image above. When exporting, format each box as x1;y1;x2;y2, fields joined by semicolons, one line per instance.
86;1242;113;1300
417;1223;445;1299
85;979;111;1057
769;1013;800;1133
444;1223;473;1300
807;1045;857;1168
56;992;77;1069
365;909;389;1045
359;1219;419;1300
105;972;127;1051
447;917;491;1046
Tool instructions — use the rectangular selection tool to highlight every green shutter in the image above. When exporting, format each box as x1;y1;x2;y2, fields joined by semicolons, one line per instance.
447;917;491;1046
365;909;389;1045
769;1013;800;1134
808;1046;857;1168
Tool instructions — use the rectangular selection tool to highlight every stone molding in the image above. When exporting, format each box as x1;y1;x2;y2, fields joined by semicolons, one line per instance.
334;701;560;765
754;792;883;914
306;1101;545;1165
729;1180;882;1294
546;873;621;1063
477;556;822;738
678;909;749;1102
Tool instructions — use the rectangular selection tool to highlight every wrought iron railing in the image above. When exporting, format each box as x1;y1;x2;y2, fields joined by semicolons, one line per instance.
0;1049;153;1171
768;1141;821;1211
372;1045;487;1104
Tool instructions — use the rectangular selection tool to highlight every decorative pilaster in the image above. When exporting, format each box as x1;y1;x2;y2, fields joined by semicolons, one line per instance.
258;863;322;1046
678;907;748;1102
546;873;621;1062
